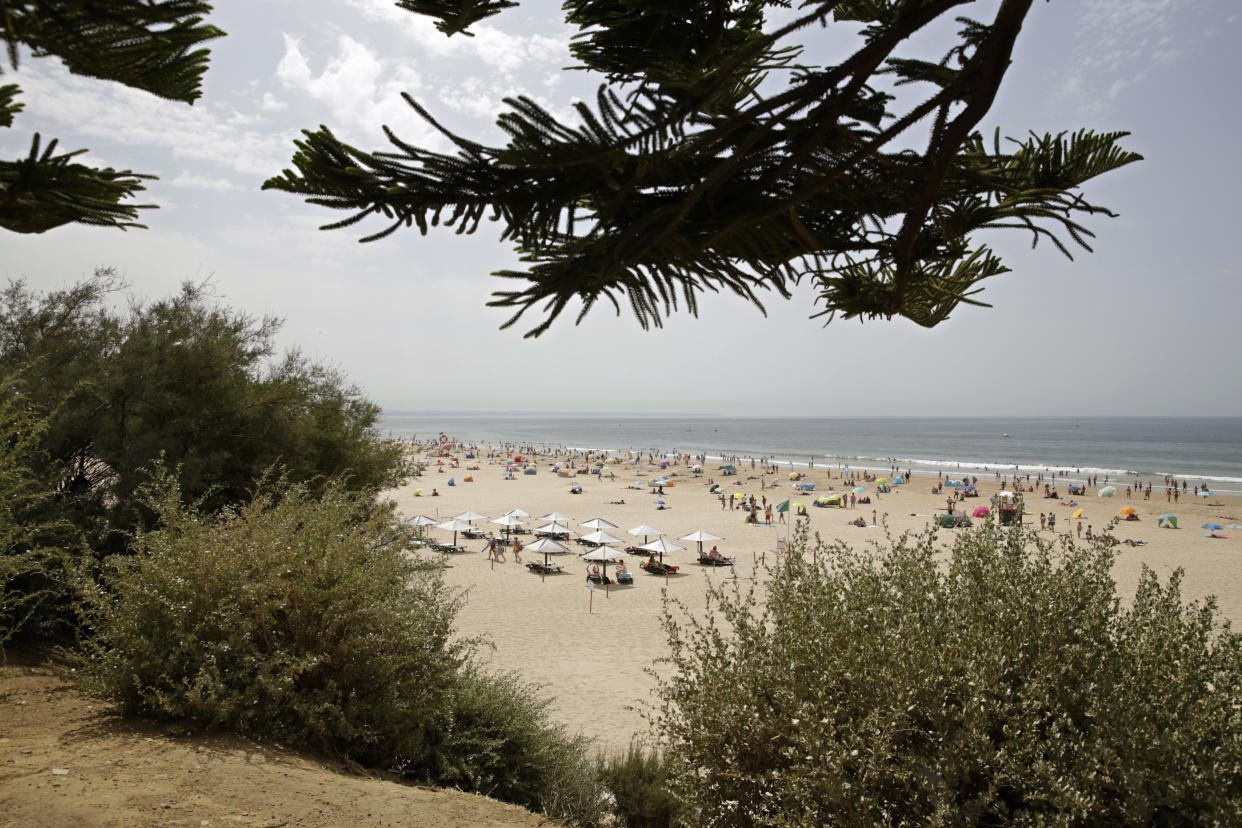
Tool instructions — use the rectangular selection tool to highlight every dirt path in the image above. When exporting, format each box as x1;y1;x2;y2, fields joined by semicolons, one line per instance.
1;659;559;827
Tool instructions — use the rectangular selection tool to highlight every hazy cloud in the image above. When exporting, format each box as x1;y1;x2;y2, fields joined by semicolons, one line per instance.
1058;0;1224;110
10;62;295;177
167;172;246;191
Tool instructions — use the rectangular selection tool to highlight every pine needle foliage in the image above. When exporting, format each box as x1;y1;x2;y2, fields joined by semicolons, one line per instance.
265;0;1141;336
0;1;224;233
654;525;1242;825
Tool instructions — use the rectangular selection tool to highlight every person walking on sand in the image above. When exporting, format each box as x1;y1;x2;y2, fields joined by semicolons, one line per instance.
512;538;522;563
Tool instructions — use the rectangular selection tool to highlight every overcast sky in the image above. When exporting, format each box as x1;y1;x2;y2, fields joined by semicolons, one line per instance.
4;1;1240;417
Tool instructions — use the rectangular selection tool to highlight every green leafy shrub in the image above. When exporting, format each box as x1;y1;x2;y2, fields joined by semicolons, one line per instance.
656;525;1242;825
77;469;462;768
600;741;684;827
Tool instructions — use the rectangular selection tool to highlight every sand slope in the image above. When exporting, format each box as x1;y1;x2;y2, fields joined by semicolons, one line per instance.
0;658;561;827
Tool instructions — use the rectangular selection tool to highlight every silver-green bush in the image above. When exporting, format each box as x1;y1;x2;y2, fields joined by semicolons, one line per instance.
77;471;461;768
655;526;1242;825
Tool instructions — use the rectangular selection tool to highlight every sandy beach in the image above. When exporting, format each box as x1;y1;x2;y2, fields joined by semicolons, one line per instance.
388;445;1242;757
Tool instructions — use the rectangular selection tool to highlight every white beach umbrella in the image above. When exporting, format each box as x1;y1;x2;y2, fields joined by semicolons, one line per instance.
491;513;527;540
628;524;665;545
580;517;618;531
1097;486;1117;498
535;521;572;537
492;514;527;527
526;536;570;572
639;537;685;562
405;514;438;541
405;514;438;527
436;518;474;547
539;512;573;523
580;529;623;546
505;508;531;518
679;529;724;556
454;510;488;524
526;537;570;556
580;544;627;583
579;546;627;562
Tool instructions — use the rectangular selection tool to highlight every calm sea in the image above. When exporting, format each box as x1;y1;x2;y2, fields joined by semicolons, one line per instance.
378;414;1242;494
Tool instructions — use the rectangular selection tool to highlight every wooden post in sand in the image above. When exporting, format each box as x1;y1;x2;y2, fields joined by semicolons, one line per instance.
587;580;595;614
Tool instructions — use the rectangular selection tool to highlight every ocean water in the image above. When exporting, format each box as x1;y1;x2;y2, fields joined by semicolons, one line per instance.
378;414;1242;494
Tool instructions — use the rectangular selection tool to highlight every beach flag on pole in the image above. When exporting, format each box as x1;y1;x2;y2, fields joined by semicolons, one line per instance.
776;500;790;512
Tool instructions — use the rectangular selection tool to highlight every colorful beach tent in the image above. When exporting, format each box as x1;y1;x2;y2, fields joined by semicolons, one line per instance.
1158;514;1178;528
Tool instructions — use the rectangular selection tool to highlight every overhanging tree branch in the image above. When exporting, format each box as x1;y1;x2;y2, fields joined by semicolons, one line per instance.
265;0;1141;335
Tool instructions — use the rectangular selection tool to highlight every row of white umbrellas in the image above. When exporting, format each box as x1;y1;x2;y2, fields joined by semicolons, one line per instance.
405;510;724;562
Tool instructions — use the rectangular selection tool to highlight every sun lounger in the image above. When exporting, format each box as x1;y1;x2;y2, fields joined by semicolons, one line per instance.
641;561;678;576
615;570;634;584
698;555;734;566
526;561;564;574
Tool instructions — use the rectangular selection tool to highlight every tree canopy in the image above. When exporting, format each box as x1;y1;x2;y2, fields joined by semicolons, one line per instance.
265;0;1142;336
0;271;407;556
0;1;223;233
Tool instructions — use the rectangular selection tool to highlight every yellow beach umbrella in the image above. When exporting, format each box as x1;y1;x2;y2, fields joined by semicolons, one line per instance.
1072;508;1084;519
1118;506;1137;516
